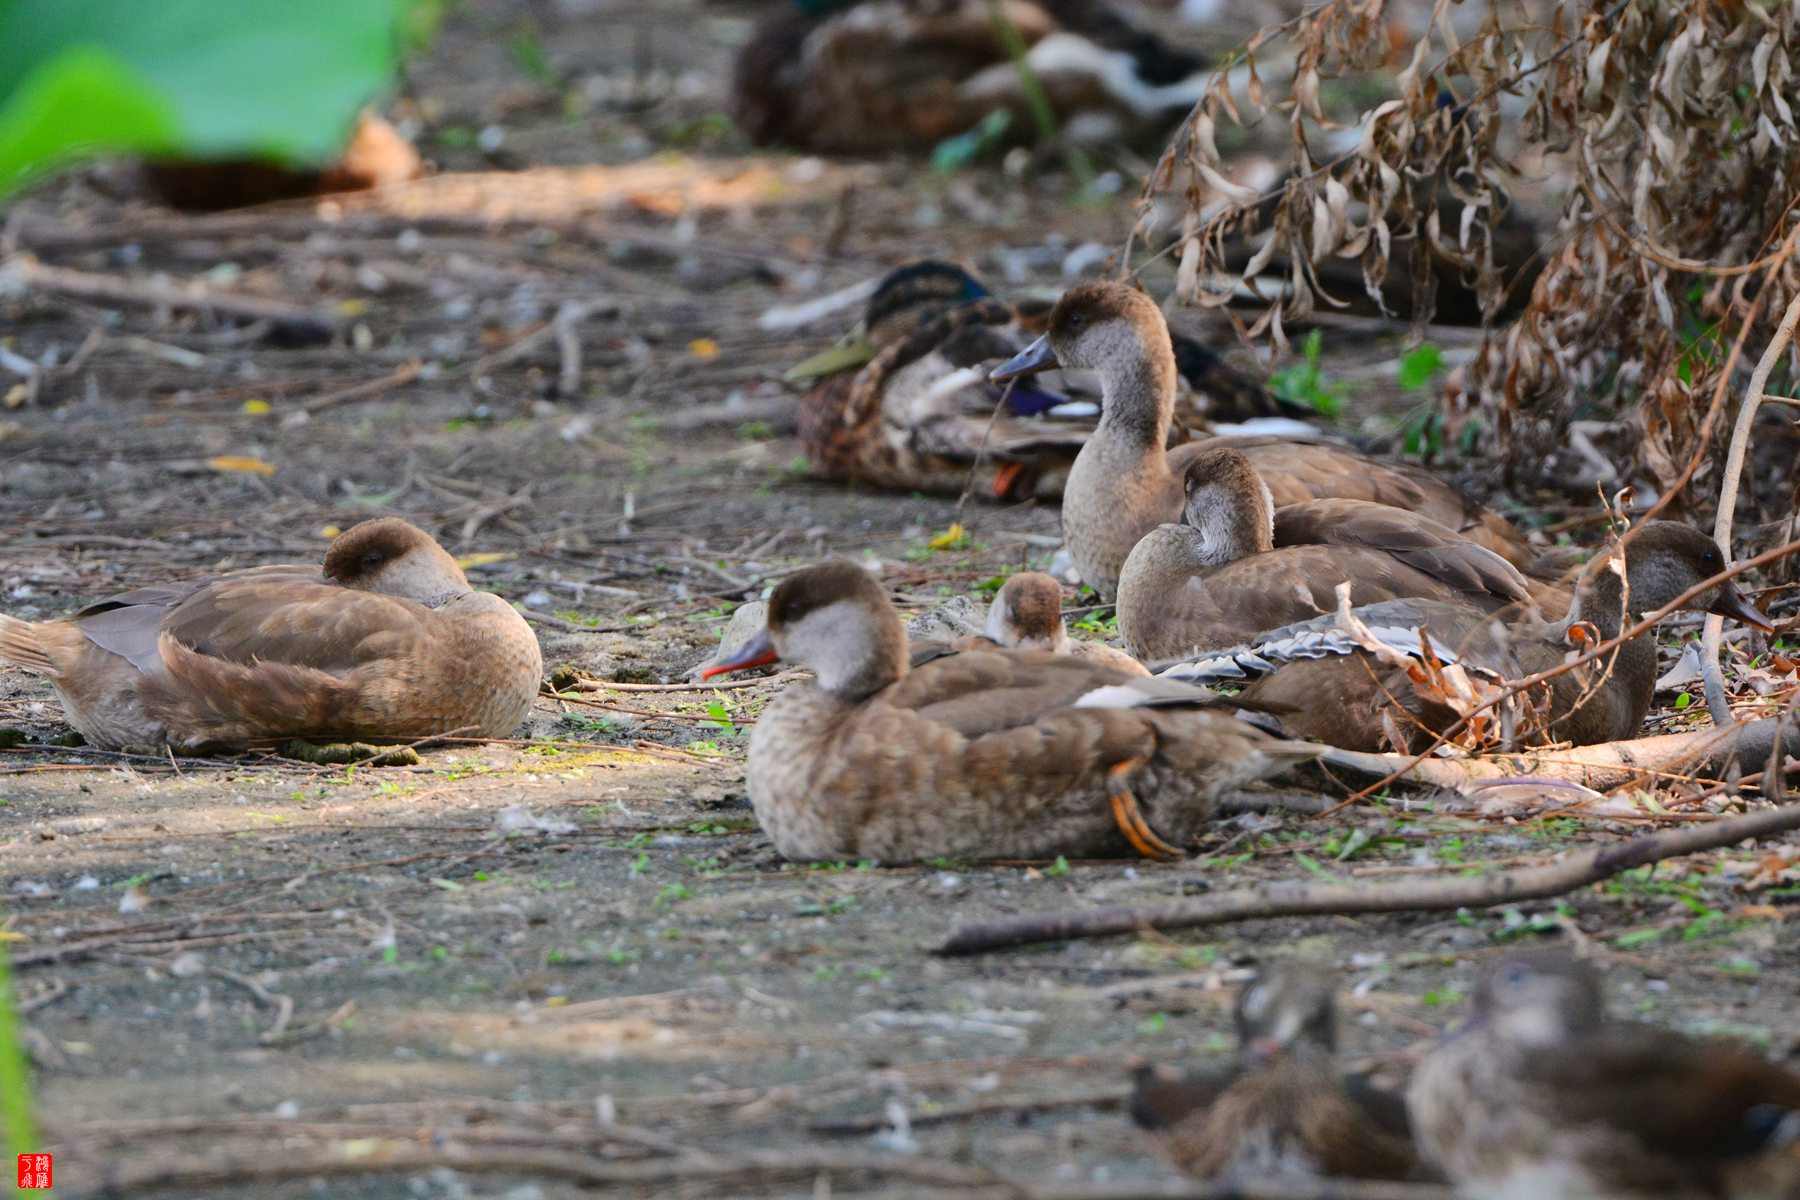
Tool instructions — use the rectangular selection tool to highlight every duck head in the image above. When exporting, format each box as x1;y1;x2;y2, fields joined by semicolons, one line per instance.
1470;949;1604;1049
1180;447;1277;565
786;259;988;382
990;280;1172;380
984;571;1069;652
1595;522;1770;630
323;519;471;607
701;561;908;699
1233;964;1338;1066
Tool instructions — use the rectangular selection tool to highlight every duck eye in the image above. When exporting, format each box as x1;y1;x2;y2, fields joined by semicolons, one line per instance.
363;552;384;567
1068;314;1084;328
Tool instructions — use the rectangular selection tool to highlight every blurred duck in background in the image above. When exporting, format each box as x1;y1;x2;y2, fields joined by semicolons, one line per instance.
731;0;1212;156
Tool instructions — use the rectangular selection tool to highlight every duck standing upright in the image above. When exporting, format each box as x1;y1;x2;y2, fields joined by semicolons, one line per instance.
1410;950;1800;1200
1116;447;1533;658
701;561;1318;862
990;282;1532;598
0;519;542;752
731;0;1210;156
1162;521;1773;751
1131;965;1422;1182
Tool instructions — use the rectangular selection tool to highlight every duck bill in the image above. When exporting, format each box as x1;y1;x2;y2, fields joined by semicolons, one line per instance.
989;334;1058;382
1708;583;1775;633
784;325;874;383
699;629;779;679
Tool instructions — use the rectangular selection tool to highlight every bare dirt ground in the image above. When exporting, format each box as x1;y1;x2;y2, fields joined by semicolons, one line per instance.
3;1;1799;1197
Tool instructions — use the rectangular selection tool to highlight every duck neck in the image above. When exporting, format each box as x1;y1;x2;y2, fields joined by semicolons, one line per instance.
1572;560;1633;641
1094;341;1177;455
1181;481;1274;566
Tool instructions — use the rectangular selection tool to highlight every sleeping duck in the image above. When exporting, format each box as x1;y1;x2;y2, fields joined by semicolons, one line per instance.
732;0;1211;156
790;259;1309;500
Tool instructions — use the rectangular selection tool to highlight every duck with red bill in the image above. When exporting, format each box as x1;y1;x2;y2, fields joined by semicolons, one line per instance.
700;629;777;678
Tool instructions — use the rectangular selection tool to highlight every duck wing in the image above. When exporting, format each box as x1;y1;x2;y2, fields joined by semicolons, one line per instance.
154;574;437;675
884;647;1227;737
1274;499;1532;604
69;566;317;673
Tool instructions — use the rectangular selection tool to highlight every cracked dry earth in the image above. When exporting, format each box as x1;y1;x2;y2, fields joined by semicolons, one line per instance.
4;0;1800;1196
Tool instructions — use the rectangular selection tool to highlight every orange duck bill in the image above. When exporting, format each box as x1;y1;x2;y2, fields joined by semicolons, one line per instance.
1709;582;1775;632
989;334;1058;382
700;629;779;679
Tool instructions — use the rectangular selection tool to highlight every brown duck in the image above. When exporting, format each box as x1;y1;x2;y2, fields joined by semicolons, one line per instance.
794;260;1302;501
1161;521;1772;751
1115;446;1533;659
731;0;1209;157
1132;965;1423;1183
701;561;1317;862
990;281;1532;598
0;519;542;752
1410;949;1800;1200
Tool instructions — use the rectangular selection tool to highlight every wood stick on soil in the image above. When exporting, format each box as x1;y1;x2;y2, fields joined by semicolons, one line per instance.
0;254;339;344
1702;285;1800;721
934;799;1800;956
64;1144;1015;1199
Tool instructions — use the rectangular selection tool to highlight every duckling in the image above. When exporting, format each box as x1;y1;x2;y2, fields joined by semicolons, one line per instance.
0;519;541;752
794;260;1303;501
1410;949;1800;1200
731;0;1209;157
1115;446;1533;658
700;560;1318;862
916;571;1148;673
991;281;1532;599
1132;965;1422;1183
1161;521;1773;751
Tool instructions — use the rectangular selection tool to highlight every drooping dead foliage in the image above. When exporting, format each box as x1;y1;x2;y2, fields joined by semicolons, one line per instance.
1139;0;1800;504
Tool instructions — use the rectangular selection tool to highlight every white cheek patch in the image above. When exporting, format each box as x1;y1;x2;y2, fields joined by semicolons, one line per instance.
984;593;1012;645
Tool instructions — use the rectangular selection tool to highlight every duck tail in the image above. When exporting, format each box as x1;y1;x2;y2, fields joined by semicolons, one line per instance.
0;614;53;674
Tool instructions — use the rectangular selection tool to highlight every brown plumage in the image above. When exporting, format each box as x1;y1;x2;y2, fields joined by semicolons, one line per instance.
730;0;1208;157
1115;446;1533;658
990;282;1532;599
1161;522;1773;751
797;260;1300;501
700;561;1317;862
1132;965;1422;1183
0;519;541;752
975;570;1149;673
1410;949;1800;1199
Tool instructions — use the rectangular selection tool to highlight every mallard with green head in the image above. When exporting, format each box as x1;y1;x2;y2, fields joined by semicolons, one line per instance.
732;0;1211;156
789;260;1309;501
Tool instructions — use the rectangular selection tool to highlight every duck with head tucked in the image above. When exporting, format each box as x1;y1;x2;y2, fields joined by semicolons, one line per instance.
1162;521;1774;751
731;0;1210;157
702;561;1318;862
792;259;1303;501
1131;965;1423;1183
991;281;1534;599
1115;445;1535;659
1410;949;1800;1200
0;519;542;753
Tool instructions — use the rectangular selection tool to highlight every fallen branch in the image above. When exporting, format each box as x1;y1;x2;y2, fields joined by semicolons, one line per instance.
934;799;1800;955
0;254;338;344
63;1144;1012;1199
1318;717;1800;795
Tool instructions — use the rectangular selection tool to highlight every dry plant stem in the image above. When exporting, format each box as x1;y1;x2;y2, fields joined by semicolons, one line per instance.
1025;1185;1454;1200
1702;288;1800;723
934;798;1800;955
